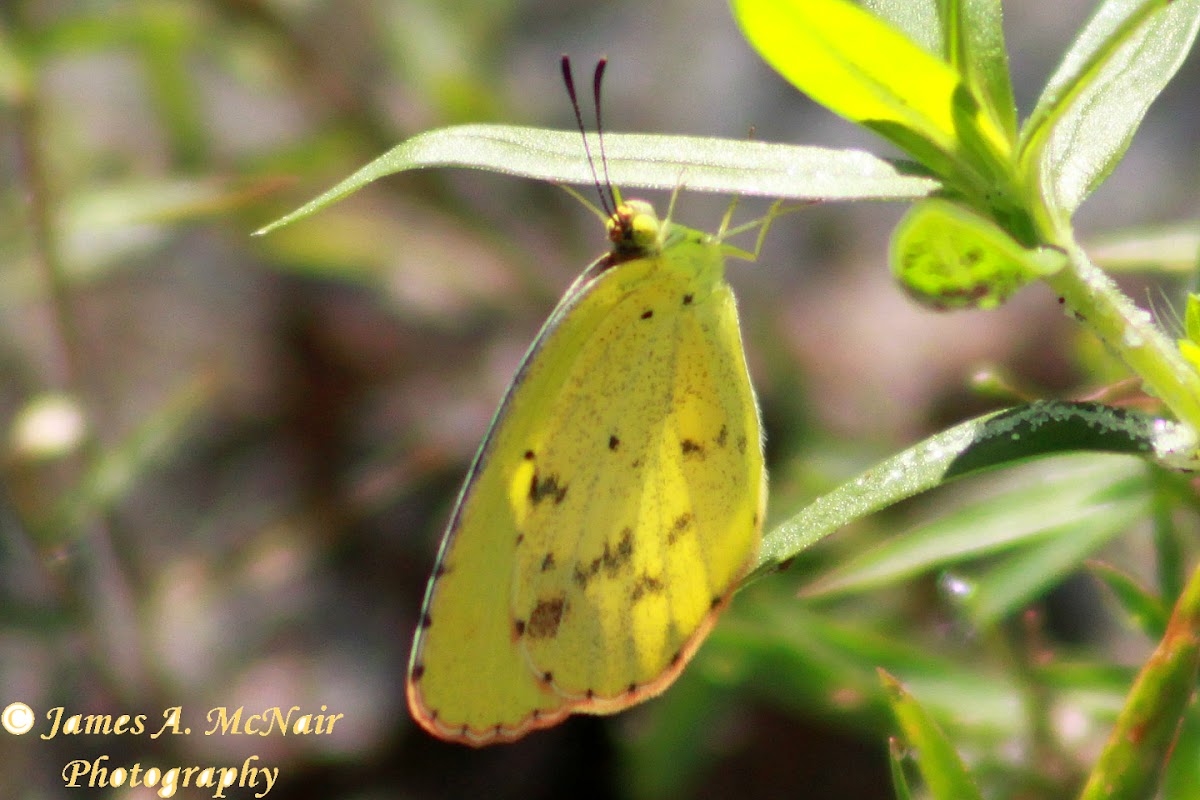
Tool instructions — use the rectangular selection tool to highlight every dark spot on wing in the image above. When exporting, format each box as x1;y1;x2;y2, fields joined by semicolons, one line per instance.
681;439;705;457
602;528;634;576
631;573;665;601
411;664;425;681
577;528;636;586
608;434;620;451
573;559;599;589
432;563;449;579
777;557;795;572
683;293;694;305
527;596;566;639
716;425;728;447
669;651;682;667
586;689;595;700
524;449;535;460
640;309;654;320
515;533;524;545
627;683;637;694
542;672;554;684
737;435;748;454
668;512;693;545
529;471;569;505
513;619;526;637
631;458;642;468
419;613;432;629
532;709;541;720
710;596;723;610
541;552;556;571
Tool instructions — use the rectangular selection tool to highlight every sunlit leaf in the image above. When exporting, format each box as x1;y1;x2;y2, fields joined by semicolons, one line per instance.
255;125;937;234
1021;0;1200;217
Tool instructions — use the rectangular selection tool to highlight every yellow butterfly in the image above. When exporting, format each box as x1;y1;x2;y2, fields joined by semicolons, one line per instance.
406;59;773;746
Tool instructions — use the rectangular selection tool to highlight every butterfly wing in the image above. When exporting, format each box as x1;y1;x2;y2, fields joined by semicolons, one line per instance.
407;224;764;746
512;230;764;707
405;257;617;746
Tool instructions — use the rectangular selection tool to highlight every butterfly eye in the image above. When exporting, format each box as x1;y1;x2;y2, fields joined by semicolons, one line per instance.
608;200;662;253
629;215;659;248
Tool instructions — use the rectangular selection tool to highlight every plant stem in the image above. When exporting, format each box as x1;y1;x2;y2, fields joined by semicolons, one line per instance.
1043;240;1200;434
1077;558;1200;800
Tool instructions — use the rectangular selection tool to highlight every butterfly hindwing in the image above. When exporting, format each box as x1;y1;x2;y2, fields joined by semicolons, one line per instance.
513;230;762;705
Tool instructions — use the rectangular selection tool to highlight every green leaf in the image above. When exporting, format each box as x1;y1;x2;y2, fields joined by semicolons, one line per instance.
865;0;1017;142
804;457;1144;599
946;0;1018;142
1186;294;1200;344
1086;223;1200;274
715;594;1028;730
254;125;937;235
1020;0;1200;218
880;670;985;800
731;0;1011;190
49;374;214;543
1088;560;1169;639
963;489;1146;628
888;737;916;800
890;198;1065;310
754;401;1194;577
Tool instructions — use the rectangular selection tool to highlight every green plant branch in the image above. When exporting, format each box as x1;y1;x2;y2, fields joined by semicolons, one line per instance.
1078;558;1200;800
1042;238;1200;435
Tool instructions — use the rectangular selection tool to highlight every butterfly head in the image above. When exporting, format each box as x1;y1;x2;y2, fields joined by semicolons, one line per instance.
607;200;664;258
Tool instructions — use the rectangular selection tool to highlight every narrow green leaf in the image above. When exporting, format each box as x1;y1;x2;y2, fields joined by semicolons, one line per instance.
949;0;1018;141
1086;224;1200;274
865;0;1018;148
1187;294;1200;344
804;457;1143;598
888;737;916;800
963;492;1145;628
49;374;214;542
254;125;937;235
1021;0;1200;217
731;0;1010;186
716;596;1028;730
880;670;985;800
754;401;1195;576
1089;560;1170;639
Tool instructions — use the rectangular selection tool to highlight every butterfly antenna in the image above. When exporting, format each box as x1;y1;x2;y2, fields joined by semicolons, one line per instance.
591;58;618;211
561;55;612;218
